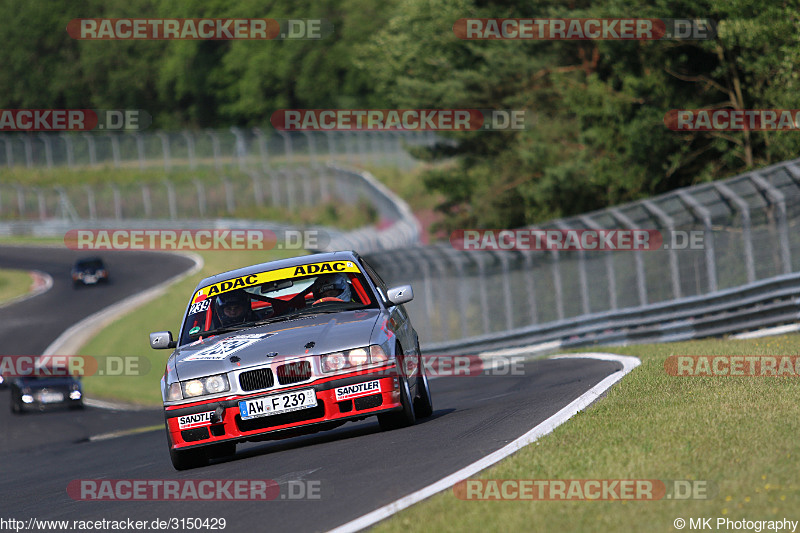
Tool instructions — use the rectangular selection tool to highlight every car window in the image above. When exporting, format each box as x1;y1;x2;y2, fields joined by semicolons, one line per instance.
179;262;379;345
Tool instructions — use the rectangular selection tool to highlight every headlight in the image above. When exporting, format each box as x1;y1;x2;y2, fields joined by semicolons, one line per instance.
320;345;388;373
180;374;230;398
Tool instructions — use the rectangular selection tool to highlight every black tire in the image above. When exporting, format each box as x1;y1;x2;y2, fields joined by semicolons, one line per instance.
378;374;416;431
68;401;84;410
169;446;209;470
414;369;434;418
11;398;23;414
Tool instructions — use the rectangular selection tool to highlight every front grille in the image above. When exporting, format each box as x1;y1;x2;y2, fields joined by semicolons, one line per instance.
354;394;383;410
239;368;274;392
181;427;210;442
276;361;312;385
235;401;326;432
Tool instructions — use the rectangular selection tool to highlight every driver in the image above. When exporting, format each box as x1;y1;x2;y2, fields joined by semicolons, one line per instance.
215;289;256;326
312;273;353;303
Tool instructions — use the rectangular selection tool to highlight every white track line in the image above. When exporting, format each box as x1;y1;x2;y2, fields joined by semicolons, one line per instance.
328;352;640;533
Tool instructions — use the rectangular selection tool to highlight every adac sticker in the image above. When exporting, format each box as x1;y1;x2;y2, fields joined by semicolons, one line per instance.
184;333;274;361
191;261;360;303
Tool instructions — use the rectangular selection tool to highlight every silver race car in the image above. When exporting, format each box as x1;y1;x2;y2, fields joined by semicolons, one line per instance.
150;251;433;470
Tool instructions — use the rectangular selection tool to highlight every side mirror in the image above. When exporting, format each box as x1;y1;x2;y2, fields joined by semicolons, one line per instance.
150;331;177;350
386;285;413;306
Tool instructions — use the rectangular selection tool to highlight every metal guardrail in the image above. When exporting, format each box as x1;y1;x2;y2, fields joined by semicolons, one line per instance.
421;272;800;354
364;156;800;351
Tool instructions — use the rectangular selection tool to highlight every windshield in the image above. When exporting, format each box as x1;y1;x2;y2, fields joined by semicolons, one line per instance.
179;262;377;345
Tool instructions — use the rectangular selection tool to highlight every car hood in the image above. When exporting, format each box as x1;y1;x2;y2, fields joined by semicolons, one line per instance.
173;309;382;381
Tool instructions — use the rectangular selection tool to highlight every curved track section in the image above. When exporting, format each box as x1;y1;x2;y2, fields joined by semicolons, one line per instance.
0;245;628;532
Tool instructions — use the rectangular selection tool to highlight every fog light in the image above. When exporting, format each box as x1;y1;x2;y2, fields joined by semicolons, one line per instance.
69;391;82;400
21;394;33;403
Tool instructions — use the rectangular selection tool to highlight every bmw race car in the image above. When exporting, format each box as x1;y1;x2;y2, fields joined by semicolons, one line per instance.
150;251;433;470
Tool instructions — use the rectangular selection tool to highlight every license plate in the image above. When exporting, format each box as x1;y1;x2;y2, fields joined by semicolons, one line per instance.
40;392;64;403
239;388;317;420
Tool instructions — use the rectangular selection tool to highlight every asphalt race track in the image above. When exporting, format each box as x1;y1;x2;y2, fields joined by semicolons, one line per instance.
0;246;622;532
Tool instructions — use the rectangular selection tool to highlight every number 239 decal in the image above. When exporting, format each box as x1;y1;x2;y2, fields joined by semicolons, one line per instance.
189;299;210;315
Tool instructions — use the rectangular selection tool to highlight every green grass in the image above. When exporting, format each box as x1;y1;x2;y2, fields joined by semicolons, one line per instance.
372;337;800;532
79;248;302;405
0;268;35;305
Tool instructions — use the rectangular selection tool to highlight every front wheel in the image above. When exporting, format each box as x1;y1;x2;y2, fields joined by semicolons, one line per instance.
414;369;434;418
378;375;416;431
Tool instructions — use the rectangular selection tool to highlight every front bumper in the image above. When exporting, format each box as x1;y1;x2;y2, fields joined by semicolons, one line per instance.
164;368;403;450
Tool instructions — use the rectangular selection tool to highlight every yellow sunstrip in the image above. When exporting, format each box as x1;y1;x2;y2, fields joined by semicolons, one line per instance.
192;261;361;303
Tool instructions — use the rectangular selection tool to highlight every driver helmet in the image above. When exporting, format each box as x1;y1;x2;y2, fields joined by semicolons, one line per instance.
313;273;352;302
215;289;251;326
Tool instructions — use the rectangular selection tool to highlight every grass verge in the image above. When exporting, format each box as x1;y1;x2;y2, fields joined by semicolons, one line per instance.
0;268;36;305
78;248;301;406
371;337;800;532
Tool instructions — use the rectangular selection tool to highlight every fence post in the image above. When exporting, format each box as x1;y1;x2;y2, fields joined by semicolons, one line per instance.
641;200;682;299
38;134;53;168
59;133;74;168
610;208;647;306
193;179;207;218
750;172;792;275
208;131;222;170
555;220;590;315
84;185;96;220
21;135;33;168
165;180;177;219
134;133;146;169
182;130;197;170
230;127;248;170
1;136;13;167
82;133;97;166
253;128;269;172
713;182;755;284
580;214;617;311
109;134;121;168
112;185;122;219
677;190;718;293
142;184;152;218
157;132;171;171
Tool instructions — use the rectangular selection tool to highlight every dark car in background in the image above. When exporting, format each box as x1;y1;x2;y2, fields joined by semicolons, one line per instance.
10;376;83;413
71;257;109;287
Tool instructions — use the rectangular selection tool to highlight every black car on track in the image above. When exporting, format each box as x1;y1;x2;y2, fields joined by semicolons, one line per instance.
10;376;84;413
71;257;109;287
